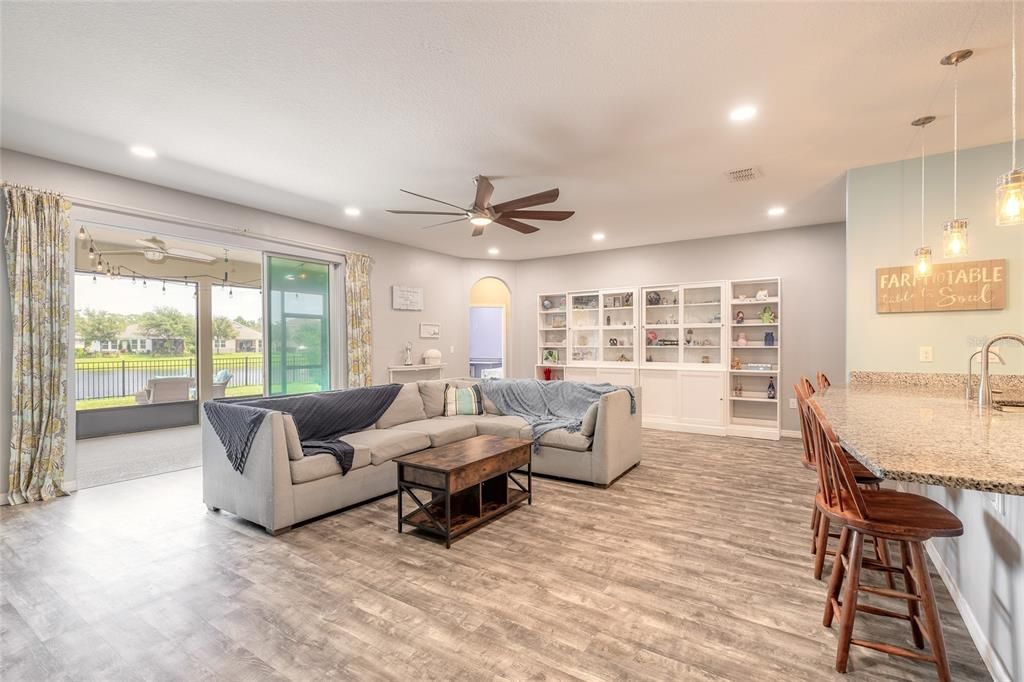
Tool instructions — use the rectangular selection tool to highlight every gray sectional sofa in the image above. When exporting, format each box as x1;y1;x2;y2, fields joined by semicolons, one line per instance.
201;379;642;534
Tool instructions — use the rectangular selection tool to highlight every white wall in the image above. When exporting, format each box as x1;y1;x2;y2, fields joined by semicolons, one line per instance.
847;141;1024;682
509;222;848;433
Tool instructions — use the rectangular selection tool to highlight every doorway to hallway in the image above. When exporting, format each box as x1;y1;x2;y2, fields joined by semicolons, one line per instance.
469;277;511;379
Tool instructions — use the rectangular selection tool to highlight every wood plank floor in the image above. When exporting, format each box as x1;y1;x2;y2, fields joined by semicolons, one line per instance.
0;430;989;681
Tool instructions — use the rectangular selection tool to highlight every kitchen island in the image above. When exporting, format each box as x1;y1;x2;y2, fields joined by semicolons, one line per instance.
812;384;1024;496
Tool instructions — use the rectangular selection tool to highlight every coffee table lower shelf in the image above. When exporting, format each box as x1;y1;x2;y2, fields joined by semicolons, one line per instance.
401;487;529;541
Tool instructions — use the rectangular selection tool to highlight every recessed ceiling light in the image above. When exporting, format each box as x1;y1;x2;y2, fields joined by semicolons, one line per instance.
344;206;361;217
767;206;786;217
488;247;500;256
592;232;606;241
729;105;758;123
130;145;157;159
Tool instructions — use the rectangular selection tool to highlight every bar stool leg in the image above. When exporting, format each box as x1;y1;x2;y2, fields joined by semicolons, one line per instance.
811;506;821;553
874;537;896;590
910;542;953;682
835;530;865;673
823;527;850;627
814;514;831;580
900;541;925;648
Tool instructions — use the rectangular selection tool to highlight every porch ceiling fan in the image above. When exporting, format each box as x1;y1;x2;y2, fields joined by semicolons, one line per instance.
386;175;575;236
99;236;218;264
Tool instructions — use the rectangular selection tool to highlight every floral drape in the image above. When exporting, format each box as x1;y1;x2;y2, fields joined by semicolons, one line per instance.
3;186;71;504
344;253;373;387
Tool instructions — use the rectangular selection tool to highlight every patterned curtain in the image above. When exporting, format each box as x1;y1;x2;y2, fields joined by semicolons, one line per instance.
344;253;373;387
3;186;71;504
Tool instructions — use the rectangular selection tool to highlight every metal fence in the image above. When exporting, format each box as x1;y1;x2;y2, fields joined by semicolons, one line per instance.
75;356;263;401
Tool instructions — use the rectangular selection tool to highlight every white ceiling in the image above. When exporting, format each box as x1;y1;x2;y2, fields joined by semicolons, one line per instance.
1;2;1017;260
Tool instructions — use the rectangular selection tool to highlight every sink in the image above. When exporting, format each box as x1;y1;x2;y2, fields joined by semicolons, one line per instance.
993;400;1024;413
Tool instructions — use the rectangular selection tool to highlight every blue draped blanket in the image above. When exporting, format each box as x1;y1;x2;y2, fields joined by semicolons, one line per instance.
204;384;403;474
478;379;636;441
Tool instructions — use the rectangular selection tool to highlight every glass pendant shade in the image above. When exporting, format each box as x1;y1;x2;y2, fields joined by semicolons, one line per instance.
942;219;969;257
996;169;1024;225
914;246;933;276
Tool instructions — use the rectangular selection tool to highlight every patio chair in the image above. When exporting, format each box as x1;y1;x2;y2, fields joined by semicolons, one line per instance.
211;370;233;399
135;376;195;405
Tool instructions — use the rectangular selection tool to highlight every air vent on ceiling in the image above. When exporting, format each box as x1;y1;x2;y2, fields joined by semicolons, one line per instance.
725;166;763;183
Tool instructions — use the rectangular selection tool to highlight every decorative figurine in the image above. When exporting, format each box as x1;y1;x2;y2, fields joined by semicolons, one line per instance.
755;289;769;301
685;328;694;346
542;299;553;310
623;292;633;306
701;355;710;364
617;354;629;362
734;382;743;397
609;337;618;347
731;356;743;370
737;332;748;347
767;376;777;400
647;291;662;305
734;310;745;324
543;350;558;364
403;342;413;366
543;367;553;380
647;330;658;345
606;315;612;326
759;306;776;324
764;331;776;347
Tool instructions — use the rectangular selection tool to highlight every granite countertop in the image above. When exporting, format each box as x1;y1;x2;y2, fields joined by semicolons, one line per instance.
812;385;1024;496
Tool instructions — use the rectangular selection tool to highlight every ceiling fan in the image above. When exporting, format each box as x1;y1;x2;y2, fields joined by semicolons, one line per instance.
387;175;574;236
99;236;218;264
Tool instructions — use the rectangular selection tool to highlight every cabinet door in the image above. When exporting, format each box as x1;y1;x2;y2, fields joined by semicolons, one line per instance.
639;370;680;421
595;367;636;386
679;371;725;427
564;367;598;384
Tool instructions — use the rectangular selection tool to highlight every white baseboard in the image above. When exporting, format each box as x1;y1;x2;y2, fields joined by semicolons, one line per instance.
642;419;727;437
780;429;801;439
0;480;77;506
924;540;1011;682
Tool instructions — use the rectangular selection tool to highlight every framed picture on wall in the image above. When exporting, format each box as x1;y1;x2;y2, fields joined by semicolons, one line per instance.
419;322;441;339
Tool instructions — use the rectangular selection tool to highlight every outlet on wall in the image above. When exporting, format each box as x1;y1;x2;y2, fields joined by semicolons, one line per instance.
919;346;933;362
789;398;797;409
449;345;455;354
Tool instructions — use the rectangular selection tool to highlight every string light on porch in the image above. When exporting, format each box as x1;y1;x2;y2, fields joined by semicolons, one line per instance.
912;115;936;275
941;48;973;257
997;1;1024;225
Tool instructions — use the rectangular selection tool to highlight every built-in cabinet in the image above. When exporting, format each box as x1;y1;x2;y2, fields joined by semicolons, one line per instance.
536;277;780;440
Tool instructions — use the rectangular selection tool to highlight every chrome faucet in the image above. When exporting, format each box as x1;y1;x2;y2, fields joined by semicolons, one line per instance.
978;333;1024;408
967;347;1004;400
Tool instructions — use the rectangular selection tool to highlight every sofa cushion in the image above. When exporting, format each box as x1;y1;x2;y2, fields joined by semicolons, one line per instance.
340;428;431;465
417;380;446;418
538;428;592;452
474;415;533;441
289;446;373;484
390;418;477;447
376;383;427;429
443;384;484;416
580;401;599;437
282;414;304;462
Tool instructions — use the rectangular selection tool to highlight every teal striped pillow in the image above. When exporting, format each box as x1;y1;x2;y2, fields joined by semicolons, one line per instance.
443;383;483;416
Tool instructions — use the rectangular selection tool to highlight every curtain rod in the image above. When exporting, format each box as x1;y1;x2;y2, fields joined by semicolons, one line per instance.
66;193;372;263
1;181;71;207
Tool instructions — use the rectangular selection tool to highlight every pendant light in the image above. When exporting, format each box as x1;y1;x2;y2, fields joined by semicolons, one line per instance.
941;49;972;257
997;1;1024;224
912;115;936;275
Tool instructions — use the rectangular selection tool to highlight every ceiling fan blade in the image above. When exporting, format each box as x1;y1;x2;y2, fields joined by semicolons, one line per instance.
502;210;574;221
166;248;217;263
419;218;466;230
387;209;463;216
471;223;486;237
97;249;145;255
136;237;165;248
491;188;559;214
473;175;494;210
495;216;540;234
399;189;467;211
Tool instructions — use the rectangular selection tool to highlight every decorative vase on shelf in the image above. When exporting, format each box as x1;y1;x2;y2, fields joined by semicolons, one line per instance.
543;367;553;381
737;332;748;347
542;299;552;310
764;331;775;347
606;315;611;326
767;377;777;400
685;328;694;345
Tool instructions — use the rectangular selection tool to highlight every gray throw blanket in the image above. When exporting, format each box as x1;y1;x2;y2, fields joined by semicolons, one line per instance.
479;379;636;442
204;384;403;474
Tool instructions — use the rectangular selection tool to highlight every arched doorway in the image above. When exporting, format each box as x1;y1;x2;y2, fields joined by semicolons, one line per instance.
469;277;511;378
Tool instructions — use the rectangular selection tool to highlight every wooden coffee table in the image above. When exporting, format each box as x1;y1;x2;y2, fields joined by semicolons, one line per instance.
396;435;532;548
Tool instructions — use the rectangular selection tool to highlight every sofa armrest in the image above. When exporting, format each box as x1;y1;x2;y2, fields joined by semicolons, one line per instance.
589;386;642;486
202;410;296;533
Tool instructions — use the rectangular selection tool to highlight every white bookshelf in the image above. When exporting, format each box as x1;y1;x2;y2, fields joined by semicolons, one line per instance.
536;293;567;380
727;277;781;440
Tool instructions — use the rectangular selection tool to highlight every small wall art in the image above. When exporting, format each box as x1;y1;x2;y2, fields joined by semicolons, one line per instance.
419;322;441;339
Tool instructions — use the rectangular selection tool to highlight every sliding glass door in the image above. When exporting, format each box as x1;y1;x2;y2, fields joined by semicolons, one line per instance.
266;256;331;395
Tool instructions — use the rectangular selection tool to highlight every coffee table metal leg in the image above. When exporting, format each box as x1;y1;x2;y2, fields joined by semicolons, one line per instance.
528;457;533;505
397;482;403;534
444;482;452;549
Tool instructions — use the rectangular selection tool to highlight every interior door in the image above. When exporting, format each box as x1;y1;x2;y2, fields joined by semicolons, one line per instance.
470;306;504;378
265;256;331;395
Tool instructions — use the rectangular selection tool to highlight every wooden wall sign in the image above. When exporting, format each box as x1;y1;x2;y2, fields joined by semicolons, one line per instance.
876;259;1007;313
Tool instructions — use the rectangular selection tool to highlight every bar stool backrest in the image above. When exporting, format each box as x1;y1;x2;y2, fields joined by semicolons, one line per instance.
793;378;817;470
816;371;832;392
808;398;868;521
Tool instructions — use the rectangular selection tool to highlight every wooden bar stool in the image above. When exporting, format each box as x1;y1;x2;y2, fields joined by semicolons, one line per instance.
807;399;963;680
816;371;832;392
794;378;888;582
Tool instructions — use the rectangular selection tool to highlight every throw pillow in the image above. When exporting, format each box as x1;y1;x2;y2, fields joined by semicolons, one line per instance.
282;414;304;461
443;383;483;416
580;401;599;437
376;382;427;429
417;380;446;418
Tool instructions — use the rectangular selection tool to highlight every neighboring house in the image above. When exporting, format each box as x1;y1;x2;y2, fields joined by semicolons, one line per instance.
77;323;185;355
215;320;263;353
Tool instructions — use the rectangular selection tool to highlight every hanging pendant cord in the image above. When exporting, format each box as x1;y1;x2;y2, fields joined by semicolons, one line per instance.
921;124;926;244
953;63;959;218
1013;0;1018;171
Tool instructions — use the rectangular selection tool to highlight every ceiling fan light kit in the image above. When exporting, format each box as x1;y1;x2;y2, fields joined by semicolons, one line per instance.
387;175;574;237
